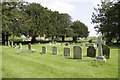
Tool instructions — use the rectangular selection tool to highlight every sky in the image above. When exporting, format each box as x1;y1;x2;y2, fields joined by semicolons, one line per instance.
26;0;102;36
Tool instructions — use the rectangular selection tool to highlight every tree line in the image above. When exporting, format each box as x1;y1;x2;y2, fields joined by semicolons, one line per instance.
1;2;89;44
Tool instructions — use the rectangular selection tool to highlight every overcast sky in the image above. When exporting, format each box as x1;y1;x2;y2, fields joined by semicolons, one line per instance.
26;0;102;36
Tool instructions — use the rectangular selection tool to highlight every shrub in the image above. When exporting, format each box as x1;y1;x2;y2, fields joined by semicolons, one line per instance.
9;36;23;42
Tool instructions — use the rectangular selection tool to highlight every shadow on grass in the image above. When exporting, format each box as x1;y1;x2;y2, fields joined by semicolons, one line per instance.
66;57;96;62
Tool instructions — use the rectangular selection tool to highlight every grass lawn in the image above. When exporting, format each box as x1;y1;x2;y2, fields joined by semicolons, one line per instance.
1;43;118;78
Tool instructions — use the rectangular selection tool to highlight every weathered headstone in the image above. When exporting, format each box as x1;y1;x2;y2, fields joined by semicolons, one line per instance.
18;43;22;49
73;46;82;59
14;43;17;48
64;47;70;57
42;46;46;54
8;41;10;46
102;44;110;59
28;43;32;50
11;41;13;47
5;41;7;46
52;46;58;55
96;36;106;61
87;46;96;57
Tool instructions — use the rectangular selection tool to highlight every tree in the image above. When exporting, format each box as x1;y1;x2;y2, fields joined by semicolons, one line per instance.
91;1;120;44
71;20;89;42
2;2;22;44
57;13;72;42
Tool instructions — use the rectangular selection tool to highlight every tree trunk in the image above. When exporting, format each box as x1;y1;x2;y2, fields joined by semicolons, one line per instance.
31;35;37;43
73;36;77;43
2;32;5;45
62;36;65;42
2;32;9;45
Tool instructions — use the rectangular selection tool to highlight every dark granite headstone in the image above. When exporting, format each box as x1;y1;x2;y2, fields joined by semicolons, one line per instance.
87;46;96;57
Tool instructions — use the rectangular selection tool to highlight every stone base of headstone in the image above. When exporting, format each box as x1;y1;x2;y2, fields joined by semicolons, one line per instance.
96;56;106;62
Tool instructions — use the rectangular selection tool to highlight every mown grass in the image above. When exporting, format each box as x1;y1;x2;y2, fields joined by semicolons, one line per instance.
1;43;118;78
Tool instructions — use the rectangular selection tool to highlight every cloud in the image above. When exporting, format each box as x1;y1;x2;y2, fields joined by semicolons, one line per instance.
40;0;75;14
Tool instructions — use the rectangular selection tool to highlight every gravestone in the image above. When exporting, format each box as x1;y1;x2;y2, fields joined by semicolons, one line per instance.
8;41;10;46
73;46;82;59
87;46;96;57
11;41;13;47
18;43;22;49
42;46;46;54
88;43;92;47
64;47;70;57
28;43;32;50
96;36;106;61
52;46;58;55
102;44;110;59
5;41;7;46
14;43;17;48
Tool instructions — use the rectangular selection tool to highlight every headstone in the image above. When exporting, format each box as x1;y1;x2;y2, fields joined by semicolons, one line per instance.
8;41;10;46
18;43;22;49
64;47;70;57
11;41;13;47
42;46;46;54
102;44;110;59
52;46;58;55
28;43;32;50
87;46;96;57
14;43;17;48
96;36;106;61
73;46;82;59
5;41;7;46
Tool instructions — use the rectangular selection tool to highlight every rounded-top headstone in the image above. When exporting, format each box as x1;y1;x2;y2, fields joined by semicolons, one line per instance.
52;46;58;55
28;43;32;50
42;46;46;54
73;46;82;59
87;46;96;57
